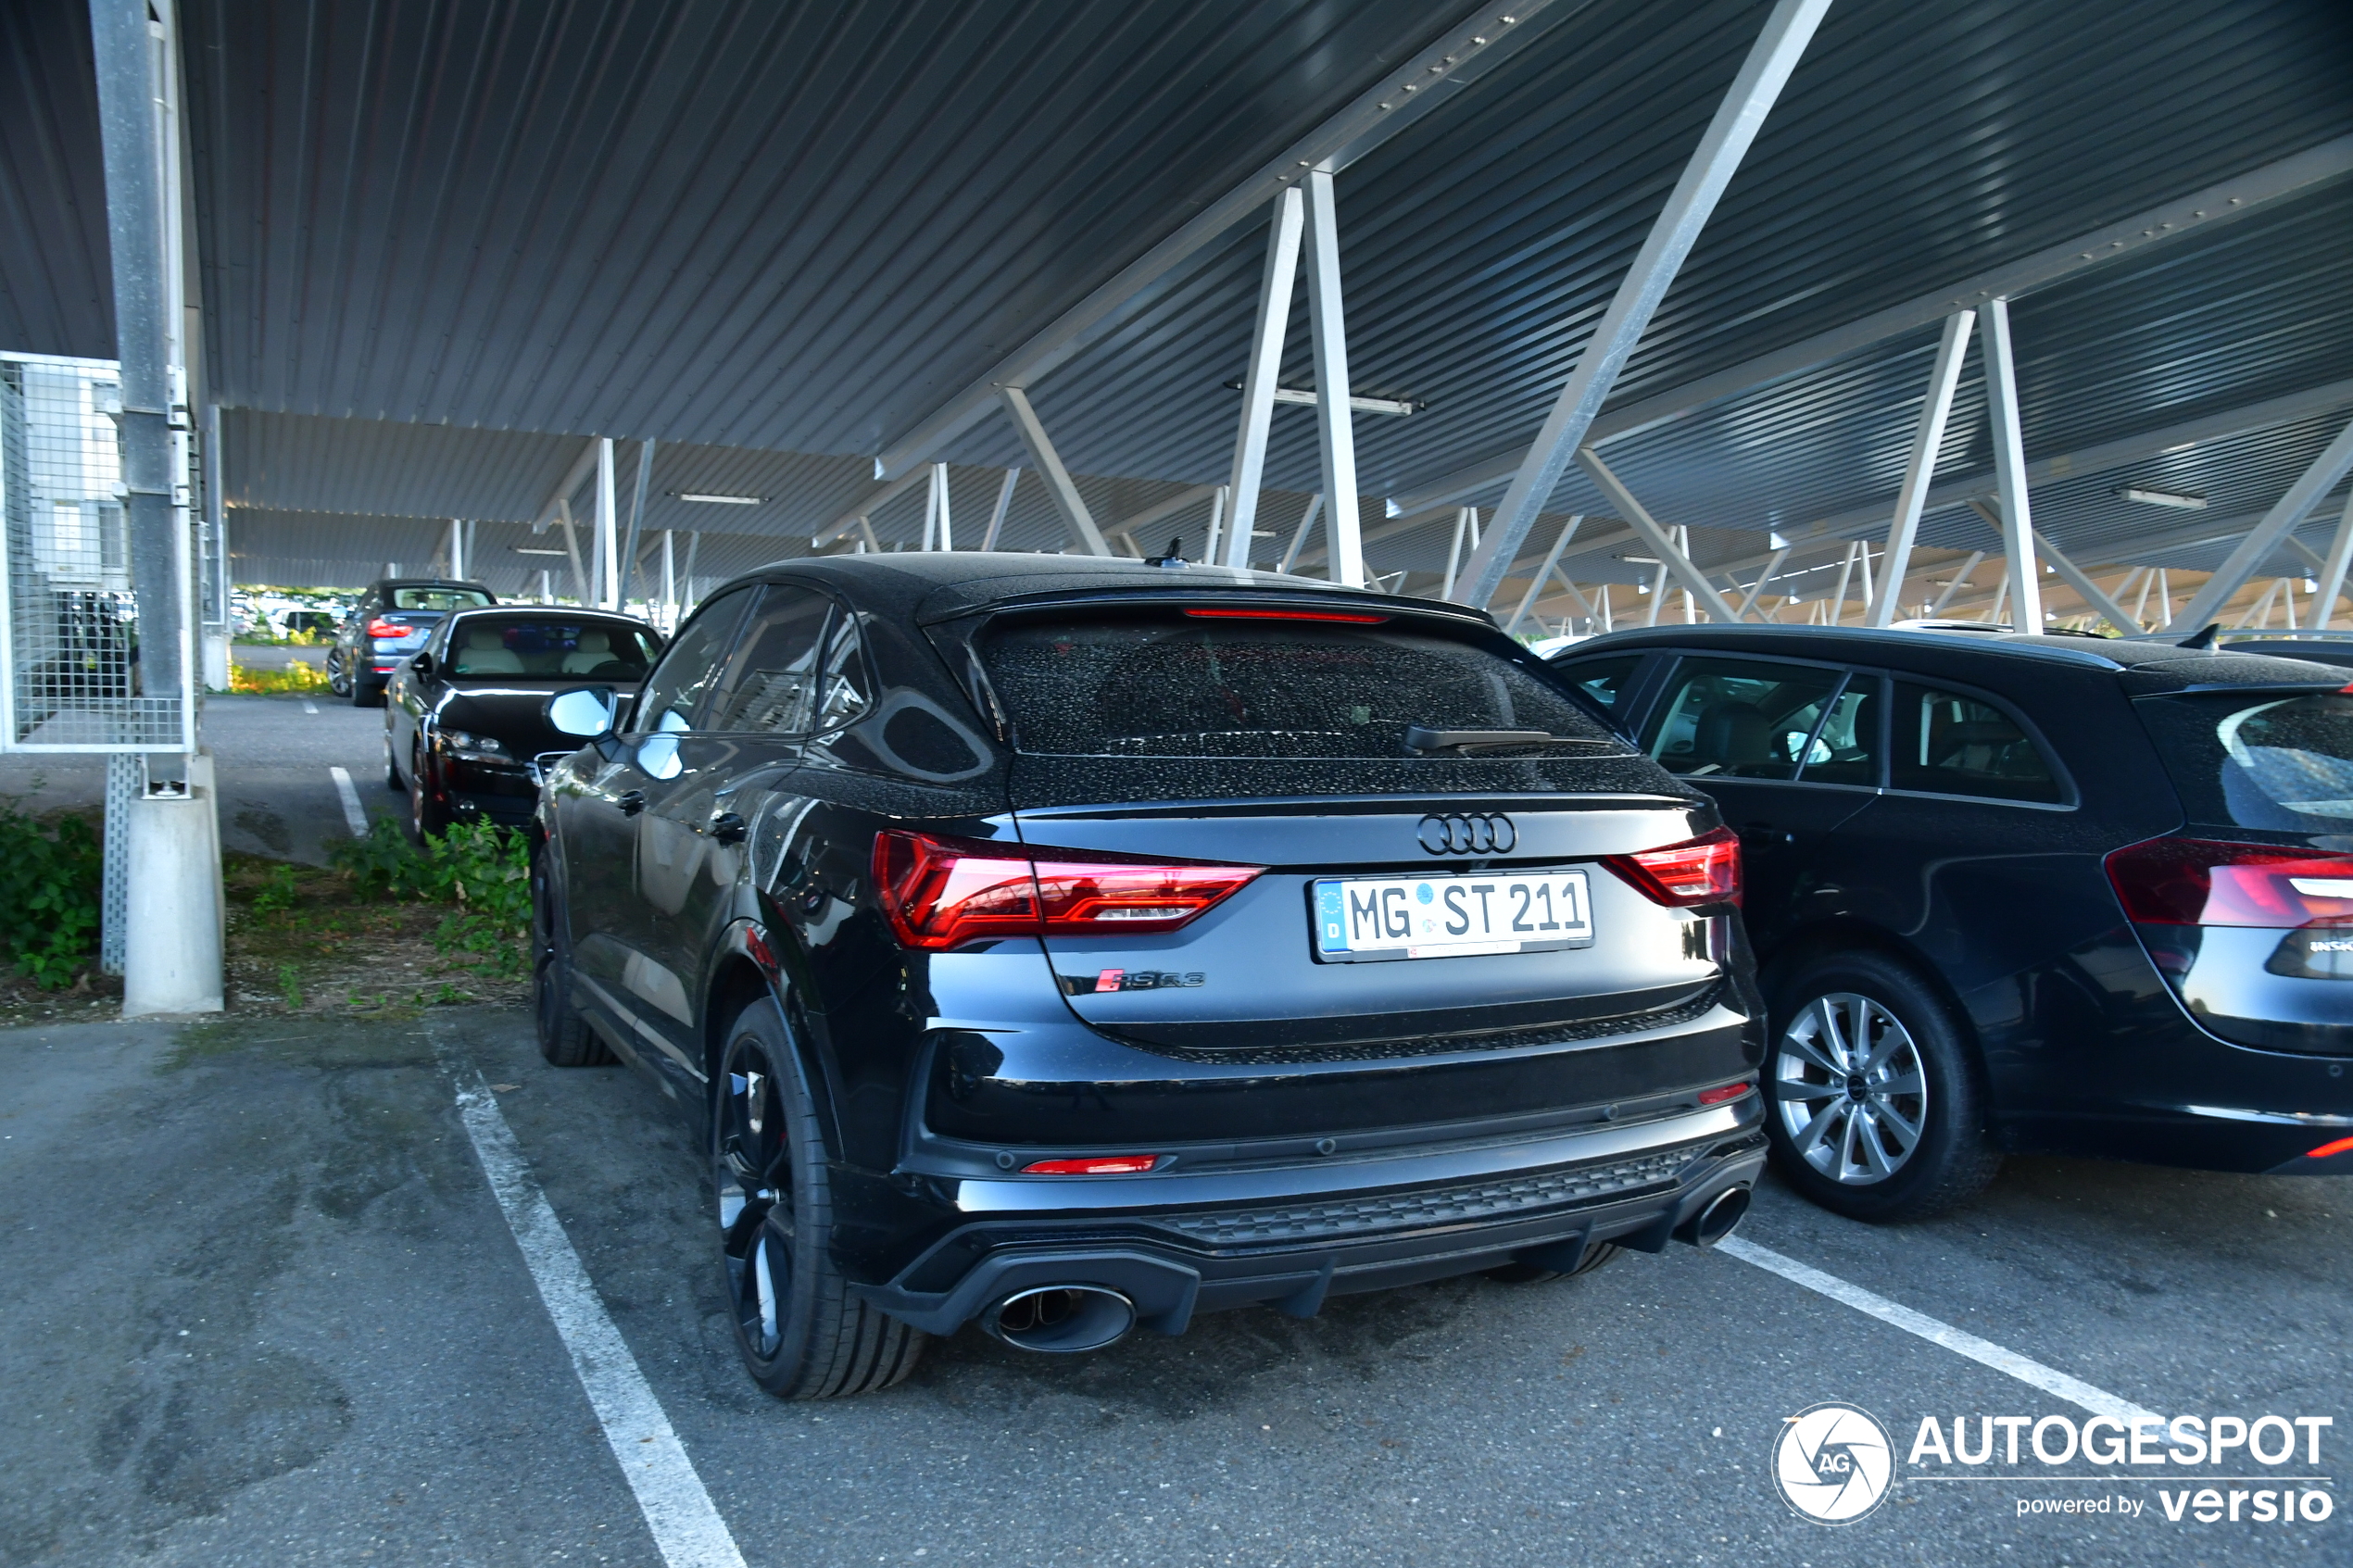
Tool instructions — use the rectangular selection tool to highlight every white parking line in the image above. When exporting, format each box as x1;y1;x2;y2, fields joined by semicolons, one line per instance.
301;698;320;714
326;766;369;836
444;1057;748;1568
1717;1236;2159;1424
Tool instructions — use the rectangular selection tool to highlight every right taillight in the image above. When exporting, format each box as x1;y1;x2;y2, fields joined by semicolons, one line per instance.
365;617;405;640
871;831;1262;951
1605;826;1741;907
2104;836;2353;928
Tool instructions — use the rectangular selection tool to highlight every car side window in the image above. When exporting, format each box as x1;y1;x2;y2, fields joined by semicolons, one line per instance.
630;587;755;734
1552;654;1642;710
1889;682;2061;803
1639;657;1846;781
706;585;833;734
1793;676;1881;786
812;609;873;730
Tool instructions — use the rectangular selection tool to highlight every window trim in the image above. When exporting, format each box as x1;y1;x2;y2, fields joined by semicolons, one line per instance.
696;579;875;740
1882;671;2078;810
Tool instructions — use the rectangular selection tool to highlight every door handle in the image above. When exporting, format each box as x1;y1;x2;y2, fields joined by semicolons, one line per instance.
708;810;748;845
617;789;647;816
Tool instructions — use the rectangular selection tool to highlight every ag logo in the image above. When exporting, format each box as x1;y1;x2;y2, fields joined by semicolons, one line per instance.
1772;1402;1894;1524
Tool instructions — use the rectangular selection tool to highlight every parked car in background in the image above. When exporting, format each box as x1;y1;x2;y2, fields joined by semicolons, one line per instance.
1550;625;2353;1222
531;554;1766;1398
329;578;497;707
385;608;661;835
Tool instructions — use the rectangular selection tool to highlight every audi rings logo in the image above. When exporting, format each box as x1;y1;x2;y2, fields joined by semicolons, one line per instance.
1416;812;1516;856
1774;1403;1894;1524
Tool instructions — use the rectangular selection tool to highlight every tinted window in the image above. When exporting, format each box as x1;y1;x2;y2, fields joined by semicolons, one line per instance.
391;585;493;611
813;609;873;730
1800;679;1881;787
1641;658;1845;781
1554;654;1642;709
1889;683;2058;802
446;618;657;679
981;610;1615;759
631;588;754;734
2136;690;2353;830
708;586;832;733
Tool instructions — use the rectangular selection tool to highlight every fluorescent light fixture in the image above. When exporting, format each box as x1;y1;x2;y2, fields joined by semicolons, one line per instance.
510;546;567;556
1221;380;1420;416
676;492;761;506
2117;484;2207;510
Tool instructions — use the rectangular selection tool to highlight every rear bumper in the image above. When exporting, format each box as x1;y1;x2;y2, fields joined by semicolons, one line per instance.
857;1100;1766;1336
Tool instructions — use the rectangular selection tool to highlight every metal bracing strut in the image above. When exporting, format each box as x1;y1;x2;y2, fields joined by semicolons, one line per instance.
1225;186;1305;569
1981;298;2043;631
2168;414;2353;634
1868;310;1975;626
1576;450;1742;622
1302;171;1365;587
997;386;1111;557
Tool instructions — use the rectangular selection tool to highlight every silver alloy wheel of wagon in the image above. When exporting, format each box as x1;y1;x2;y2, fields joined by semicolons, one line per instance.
1772;992;1929;1185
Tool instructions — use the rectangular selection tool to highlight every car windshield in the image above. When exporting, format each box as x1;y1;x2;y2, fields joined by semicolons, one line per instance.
980;608;1619;759
446;618;659;680
391;585;493;611
2134;689;2353;830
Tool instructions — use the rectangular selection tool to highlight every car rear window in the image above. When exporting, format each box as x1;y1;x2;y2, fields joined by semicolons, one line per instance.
2135;690;2353;830
447;618;658;679
980;608;1617;759
392;586;492;611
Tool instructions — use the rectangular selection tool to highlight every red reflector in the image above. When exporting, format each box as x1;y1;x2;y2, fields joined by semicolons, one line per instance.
1697;1082;1753;1106
1182;608;1390;623
1605;826;1741;907
2307;1135;2353;1160
1021;1155;1162;1175
2105;836;2353;928
365;617;405;639
872;831;1262;950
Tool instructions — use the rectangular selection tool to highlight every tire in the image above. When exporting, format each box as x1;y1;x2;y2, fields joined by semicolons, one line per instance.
327;650;350;697
532;845;610;1067
409;744;452;838
713;997;925;1399
1485;1240;1622;1286
353;677;385;709
1762;950;2002;1223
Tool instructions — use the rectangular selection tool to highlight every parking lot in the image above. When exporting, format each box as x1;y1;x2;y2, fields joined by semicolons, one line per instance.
1;707;2342;1567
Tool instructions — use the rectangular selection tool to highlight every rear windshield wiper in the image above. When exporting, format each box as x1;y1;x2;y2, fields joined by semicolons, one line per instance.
1404;724;1604;755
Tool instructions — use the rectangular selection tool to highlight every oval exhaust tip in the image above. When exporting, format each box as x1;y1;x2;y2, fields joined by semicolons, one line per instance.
1688;1185;1751;1248
984;1286;1137;1353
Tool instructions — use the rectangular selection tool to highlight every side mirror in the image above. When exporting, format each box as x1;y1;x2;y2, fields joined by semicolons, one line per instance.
410;651;434;679
546;686;616;738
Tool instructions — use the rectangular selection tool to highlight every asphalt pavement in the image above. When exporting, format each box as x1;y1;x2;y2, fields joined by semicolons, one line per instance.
0;694;2344;1566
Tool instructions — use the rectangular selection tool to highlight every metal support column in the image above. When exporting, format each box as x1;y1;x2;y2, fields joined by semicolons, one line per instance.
982;468;1019;551
997;387;1111;556
447;518;465;580
1302;170;1364;587
1279;495;1323;575
618;438;656;605
1456;0;1832;605
2169;415;2353;633
1736;546;1791;619
2310;486;2353;630
1577;449;1742;621
1226;186;1305;568
1868;310;1975;625
593;439;618;608
660;531;675;629
1505;516;1585;634
1928;550;1985;615
1981;297;2045;630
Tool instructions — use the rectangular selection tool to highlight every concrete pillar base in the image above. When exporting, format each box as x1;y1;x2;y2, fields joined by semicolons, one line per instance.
120;779;225;1017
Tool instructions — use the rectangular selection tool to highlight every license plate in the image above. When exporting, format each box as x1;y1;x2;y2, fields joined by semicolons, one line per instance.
1311;869;1594;962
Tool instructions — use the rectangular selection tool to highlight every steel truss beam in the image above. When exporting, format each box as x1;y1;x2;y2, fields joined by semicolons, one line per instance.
1455;0;1832;606
1390;134;2353;516
1576;451;1743;622
2167;414;2353;633
998;386;1113;557
1225;185;1305;569
1866;310;1973;626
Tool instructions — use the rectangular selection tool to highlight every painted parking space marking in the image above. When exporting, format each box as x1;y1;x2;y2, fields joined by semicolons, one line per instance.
441;1047;748;1568
1718;1236;2159;1424
327;765;369;836
301;698;320;714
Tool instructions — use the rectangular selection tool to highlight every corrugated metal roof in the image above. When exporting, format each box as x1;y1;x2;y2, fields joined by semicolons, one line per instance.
0;0;111;358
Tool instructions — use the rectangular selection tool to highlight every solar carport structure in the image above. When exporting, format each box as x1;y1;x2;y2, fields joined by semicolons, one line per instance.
6;0;2350;635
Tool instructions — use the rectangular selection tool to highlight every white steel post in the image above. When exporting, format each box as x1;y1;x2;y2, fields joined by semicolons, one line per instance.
594;438;617;608
1226;186;1306;568
997;386;1112;556
982;468;1019;551
1981;297;2044;630
1505;516;1585;634
661;531;675;627
1302;170;1364;587
1279;495;1323;574
1868;310;1975;625
2307;486;2353;630
1928;550;1985;615
1576;449;1743;621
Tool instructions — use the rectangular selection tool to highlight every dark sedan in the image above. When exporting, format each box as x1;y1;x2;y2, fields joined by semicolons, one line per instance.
1550;625;2353;1221
530;553;1767;1398
385;608;661;834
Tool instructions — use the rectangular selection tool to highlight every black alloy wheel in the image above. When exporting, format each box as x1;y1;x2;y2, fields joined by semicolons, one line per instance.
1763;950;2003;1223
409;743;452;838
531;846;610;1066
713;1001;925;1399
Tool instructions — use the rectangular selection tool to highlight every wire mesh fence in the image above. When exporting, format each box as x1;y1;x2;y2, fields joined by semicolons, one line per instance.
0;353;188;750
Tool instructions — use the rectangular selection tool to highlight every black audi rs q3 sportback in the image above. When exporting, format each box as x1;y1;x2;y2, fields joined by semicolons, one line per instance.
530;554;1765;1398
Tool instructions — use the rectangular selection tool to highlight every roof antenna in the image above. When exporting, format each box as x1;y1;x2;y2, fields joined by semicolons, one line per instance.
1145;534;1189;570
2176;621;2221;650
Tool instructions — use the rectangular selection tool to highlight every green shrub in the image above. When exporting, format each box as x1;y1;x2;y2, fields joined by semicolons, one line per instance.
0;803;102;988
331;817;531;977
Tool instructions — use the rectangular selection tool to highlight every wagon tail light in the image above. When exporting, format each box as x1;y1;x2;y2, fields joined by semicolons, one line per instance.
1604;826;1741;907
2105;837;2353;928
365;617;406;639
872;831;1263;951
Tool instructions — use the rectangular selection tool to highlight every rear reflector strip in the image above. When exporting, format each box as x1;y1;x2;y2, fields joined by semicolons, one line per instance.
2307;1135;2353;1160
1697;1082;1753;1106
1182;608;1390;623
1021;1156;1163;1175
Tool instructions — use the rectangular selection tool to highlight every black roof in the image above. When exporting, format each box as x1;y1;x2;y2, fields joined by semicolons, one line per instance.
1552;621;2351;694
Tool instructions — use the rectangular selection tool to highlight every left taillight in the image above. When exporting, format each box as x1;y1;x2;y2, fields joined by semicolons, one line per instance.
1605;826;1741;907
2105;836;2353;928
365;617;405;640
871;831;1263;951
